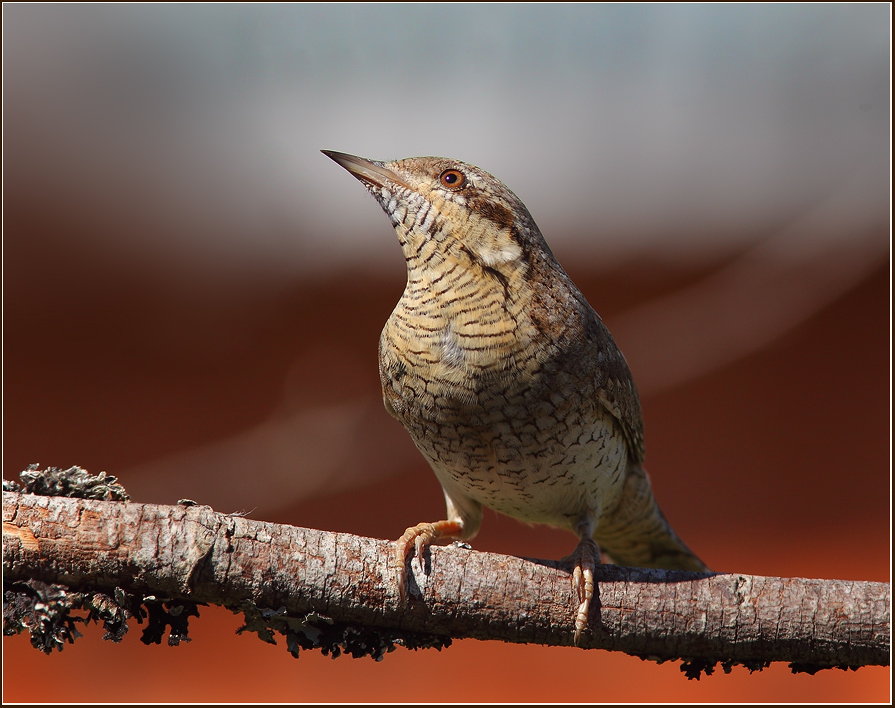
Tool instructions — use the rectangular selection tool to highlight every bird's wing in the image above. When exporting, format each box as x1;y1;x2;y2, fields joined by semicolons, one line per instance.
587;313;646;464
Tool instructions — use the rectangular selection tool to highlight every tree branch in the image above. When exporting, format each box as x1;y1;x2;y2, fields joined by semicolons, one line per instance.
3;490;889;674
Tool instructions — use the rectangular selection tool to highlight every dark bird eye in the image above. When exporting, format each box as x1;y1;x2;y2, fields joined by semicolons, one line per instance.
439;169;466;189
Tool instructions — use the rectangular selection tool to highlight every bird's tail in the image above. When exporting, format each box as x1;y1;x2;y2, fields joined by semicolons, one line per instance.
596;464;710;572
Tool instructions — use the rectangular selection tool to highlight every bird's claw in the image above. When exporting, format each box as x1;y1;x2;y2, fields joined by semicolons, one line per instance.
564;538;601;645
392;520;464;605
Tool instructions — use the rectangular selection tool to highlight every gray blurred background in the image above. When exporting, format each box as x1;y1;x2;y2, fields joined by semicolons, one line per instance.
6;4;887;274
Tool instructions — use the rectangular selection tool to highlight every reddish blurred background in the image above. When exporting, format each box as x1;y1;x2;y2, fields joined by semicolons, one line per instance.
3;4;890;702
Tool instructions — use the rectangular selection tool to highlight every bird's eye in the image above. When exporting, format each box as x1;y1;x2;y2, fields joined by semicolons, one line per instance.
439;169;466;189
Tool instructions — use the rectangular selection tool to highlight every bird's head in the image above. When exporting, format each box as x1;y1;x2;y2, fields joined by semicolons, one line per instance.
323;151;557;284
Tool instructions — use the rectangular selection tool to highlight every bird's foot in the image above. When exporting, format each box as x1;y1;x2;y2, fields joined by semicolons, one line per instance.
562;538;602;645
393;520;463;604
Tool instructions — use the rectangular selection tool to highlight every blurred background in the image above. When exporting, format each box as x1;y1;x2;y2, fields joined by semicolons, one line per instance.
3;4;889;702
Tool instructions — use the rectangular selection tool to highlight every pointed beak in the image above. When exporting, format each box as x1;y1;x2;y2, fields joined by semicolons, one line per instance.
322;150;411;189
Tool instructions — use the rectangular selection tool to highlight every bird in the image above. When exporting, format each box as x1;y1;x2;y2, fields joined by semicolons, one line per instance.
322;149;709;643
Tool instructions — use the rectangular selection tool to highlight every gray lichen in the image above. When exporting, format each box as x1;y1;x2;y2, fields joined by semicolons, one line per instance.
2;578;206;651
3;464;130;501
2;580;141;652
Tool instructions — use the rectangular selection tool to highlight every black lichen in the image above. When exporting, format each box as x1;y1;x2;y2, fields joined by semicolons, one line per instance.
677;657;771;680
789;662;861;675
141;600;201;647
235;603;451;661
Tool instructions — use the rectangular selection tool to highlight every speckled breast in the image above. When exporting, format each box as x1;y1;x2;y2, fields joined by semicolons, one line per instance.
378;282;629;530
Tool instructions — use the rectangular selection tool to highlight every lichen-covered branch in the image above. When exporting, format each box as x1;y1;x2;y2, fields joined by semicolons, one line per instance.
2;490;889;674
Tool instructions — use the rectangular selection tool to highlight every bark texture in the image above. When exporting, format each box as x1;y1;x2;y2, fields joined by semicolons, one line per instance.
3;491;889;671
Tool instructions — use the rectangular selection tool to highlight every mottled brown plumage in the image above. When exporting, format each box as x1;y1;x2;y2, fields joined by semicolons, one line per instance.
323;150;708;642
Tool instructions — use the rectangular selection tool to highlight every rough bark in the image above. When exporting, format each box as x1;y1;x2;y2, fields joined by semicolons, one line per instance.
3;491;889;673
